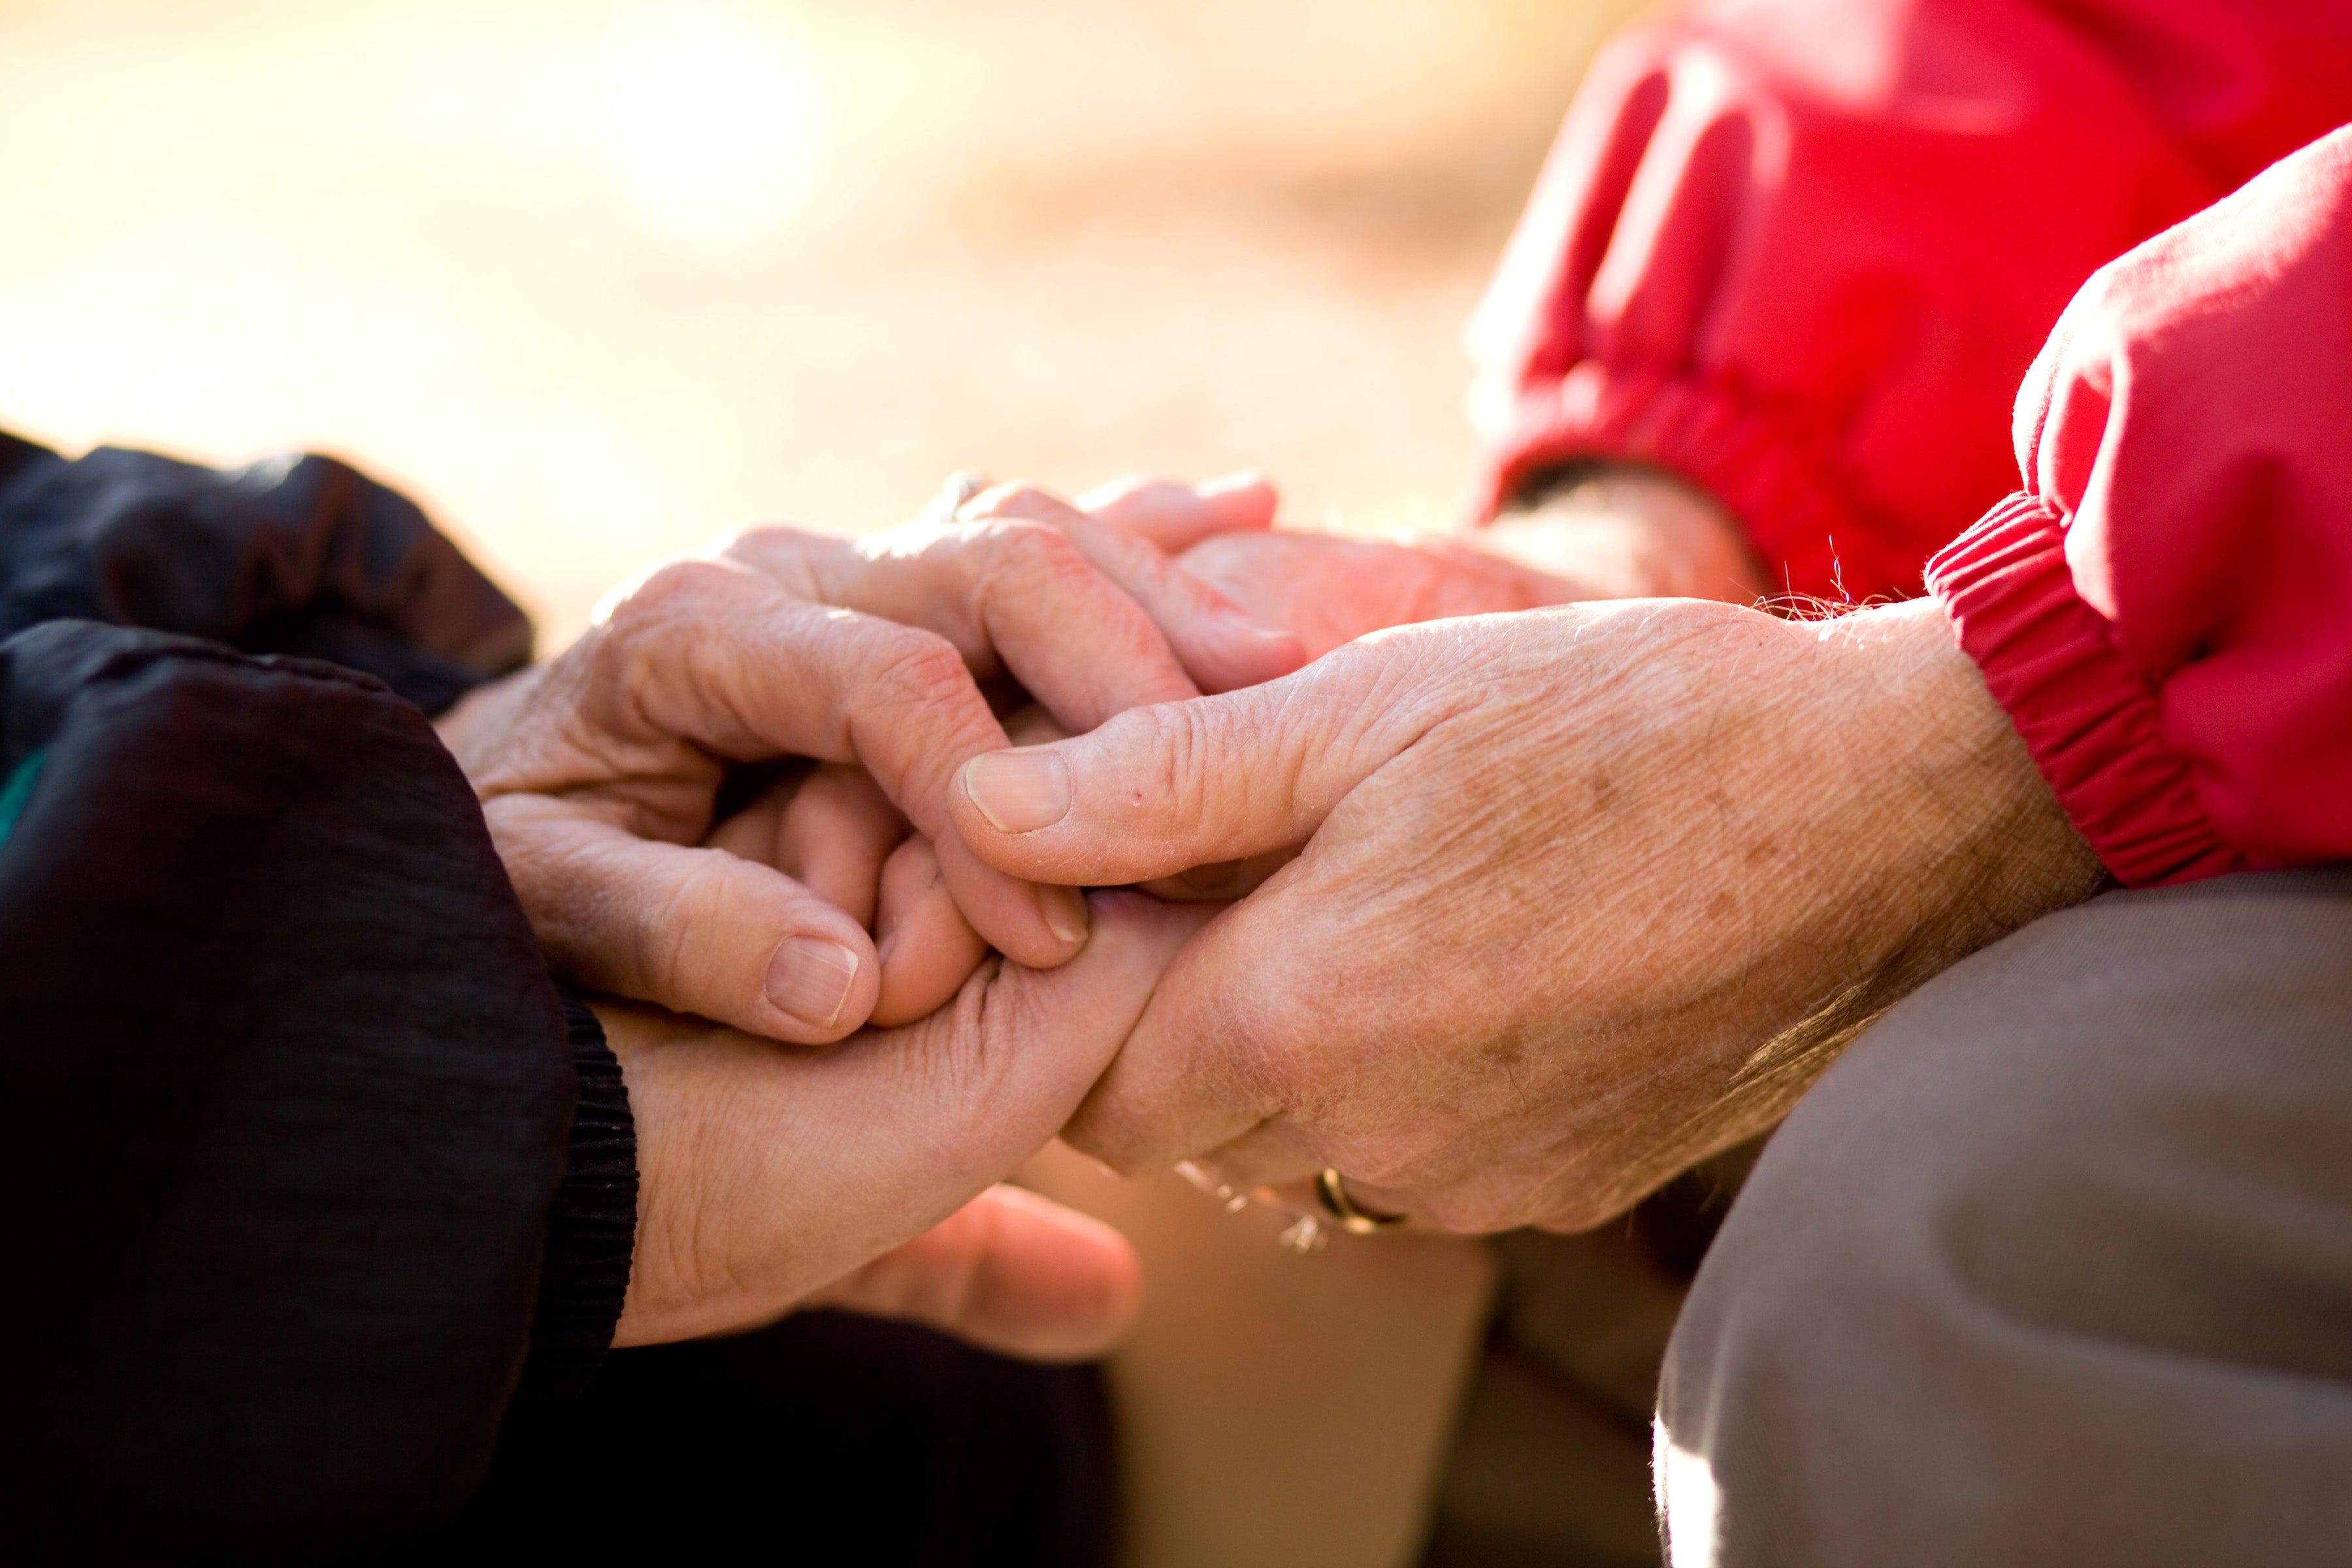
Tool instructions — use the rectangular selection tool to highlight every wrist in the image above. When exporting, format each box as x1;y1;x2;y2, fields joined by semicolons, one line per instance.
1663;598;2105;1165
514;987;639;1401
1818;598;2102;918
1484;464;1765;602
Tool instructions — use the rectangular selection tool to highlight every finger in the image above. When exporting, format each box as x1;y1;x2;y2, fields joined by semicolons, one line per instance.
1059;893;1294;1172
620;891;1217;1346
806;1184;1141;1362
772;763;908;928
868;834;988;1026
1074;471;1280;551
1000;703;1071;748
702;770;797;861
725;519;1201;732
946;642;1413;887
489;794;881;1042
967;484;1305;694
585;564;1087;968
704;763;907;930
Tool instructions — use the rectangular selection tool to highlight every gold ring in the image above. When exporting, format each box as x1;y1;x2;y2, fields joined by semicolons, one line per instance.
1313;1168;1407;1235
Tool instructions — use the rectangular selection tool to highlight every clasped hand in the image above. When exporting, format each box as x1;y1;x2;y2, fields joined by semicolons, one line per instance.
441;464;2102;1363
438;474;1321;1354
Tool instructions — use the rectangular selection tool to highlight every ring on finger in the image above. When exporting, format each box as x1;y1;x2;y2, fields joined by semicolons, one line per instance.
1313;1168;1409;1235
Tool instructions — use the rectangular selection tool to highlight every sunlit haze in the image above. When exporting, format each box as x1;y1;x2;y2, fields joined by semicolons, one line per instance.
0;0;1640;649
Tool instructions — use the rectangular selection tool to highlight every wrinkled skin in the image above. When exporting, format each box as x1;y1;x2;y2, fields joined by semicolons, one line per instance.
446;466;1805;1356
950;596;2106;1233
437;476;1303;1045
432;476;1301;1357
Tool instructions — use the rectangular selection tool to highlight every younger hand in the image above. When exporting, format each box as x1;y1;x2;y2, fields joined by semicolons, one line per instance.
608;890;1218;1356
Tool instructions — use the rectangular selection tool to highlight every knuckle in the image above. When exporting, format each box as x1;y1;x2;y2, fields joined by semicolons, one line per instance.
628;851;737;998
965;482;1058;521
866;624;977;714
586;561;753;706
1128;700;1230;844
609;557;738;622
917;959;1028;1156
982;517;1095;587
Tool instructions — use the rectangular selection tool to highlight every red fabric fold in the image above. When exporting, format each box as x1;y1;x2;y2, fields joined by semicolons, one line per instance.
1469;0;2352;604
1926;496;2244;887
1929;128;2352;884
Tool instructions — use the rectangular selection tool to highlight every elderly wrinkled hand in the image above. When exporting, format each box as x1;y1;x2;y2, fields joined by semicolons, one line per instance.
436;475;1302;1043
607;890;1218;1354
948;595;2106;1233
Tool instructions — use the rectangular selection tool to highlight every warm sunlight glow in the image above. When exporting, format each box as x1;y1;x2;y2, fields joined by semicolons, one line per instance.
600;5;826;257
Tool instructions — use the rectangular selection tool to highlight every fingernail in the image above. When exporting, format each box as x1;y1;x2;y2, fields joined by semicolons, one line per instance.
963;749;1071;833
1038;883;1090;947
766;937;860;1029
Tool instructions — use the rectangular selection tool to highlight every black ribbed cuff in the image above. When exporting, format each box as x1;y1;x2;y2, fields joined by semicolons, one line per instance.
515;985;638;1403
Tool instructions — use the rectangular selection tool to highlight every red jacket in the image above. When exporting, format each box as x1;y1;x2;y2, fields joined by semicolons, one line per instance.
1473;0;2352;885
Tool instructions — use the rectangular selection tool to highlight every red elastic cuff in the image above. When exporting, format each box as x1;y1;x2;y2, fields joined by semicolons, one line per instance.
1926;495;2246;888
1467;360;1914;605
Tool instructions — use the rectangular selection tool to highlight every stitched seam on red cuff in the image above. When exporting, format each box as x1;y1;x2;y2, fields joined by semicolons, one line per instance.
1926;494;2246;888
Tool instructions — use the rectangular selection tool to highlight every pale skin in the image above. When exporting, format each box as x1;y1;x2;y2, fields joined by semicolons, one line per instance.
949;561;2106;1233
443;463;2086;1356
600;890;1215;1354
434;478;1294;1353
435;474;1305;1045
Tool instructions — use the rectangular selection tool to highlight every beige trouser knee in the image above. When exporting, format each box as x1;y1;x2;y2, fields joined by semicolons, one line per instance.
1657;868;2352;1568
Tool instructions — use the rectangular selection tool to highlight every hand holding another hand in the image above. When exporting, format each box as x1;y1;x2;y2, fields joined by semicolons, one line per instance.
604;890;1218;1356
950;596;2104;1233
436;476;1302;1043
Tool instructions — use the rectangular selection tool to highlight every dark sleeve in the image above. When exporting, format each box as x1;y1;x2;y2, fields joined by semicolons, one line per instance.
0;431;532;714
0;620;629;1558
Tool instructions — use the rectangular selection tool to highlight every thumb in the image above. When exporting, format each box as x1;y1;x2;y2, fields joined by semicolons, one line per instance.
806;1184;1141;1362
945;640;1413;886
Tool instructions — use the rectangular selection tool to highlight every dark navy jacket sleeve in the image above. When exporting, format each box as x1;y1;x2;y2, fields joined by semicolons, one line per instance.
0;438;634;1558
0;430;531;715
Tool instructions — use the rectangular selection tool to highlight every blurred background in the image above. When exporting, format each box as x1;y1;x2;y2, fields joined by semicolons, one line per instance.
0;0;1640;648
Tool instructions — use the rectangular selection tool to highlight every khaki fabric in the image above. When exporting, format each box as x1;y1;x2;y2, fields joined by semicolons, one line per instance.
1659;868;2352;1567
1422;1142;1763;1568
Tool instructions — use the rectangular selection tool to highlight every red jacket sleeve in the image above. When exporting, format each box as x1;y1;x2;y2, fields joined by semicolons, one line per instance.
1468;0;2352;603
1926;127;2352;885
